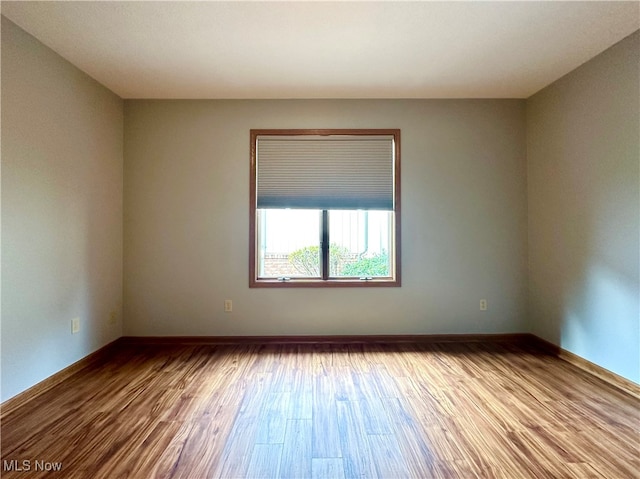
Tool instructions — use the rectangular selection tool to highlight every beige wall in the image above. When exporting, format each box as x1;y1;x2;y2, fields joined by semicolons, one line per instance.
527;31;640;383
1;18;124;401
124;99;528;337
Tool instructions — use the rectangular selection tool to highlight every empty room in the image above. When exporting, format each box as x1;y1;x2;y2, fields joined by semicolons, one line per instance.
1;1;639;478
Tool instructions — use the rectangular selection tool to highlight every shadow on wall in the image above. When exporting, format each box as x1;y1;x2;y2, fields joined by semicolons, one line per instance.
562;262;639;382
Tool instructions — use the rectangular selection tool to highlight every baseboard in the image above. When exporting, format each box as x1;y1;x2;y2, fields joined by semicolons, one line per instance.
120;333;531;346
0;338;122;420
526;334;640;401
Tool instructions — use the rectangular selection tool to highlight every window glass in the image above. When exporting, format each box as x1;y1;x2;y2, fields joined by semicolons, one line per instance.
329;210;393;278
257;209;321;278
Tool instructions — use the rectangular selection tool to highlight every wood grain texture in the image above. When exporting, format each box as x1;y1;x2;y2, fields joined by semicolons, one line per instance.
1;341;638;478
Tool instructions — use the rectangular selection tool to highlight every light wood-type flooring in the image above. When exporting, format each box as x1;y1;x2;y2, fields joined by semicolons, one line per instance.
1;341;638;478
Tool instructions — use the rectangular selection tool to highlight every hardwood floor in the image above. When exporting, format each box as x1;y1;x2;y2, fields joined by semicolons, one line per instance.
1;341;638;478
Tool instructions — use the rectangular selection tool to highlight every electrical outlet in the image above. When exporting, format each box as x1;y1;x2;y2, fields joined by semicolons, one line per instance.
480;299;488;311
109;311;117;326
224;299;233;312
71;317;80;334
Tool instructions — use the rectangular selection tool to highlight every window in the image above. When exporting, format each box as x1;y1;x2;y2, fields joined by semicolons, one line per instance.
250;129;400;287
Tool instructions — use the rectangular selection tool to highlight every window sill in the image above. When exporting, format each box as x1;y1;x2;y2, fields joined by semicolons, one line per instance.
250;278;400;288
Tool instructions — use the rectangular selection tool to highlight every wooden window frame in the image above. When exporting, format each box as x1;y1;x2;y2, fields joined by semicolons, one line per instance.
249;129;401;288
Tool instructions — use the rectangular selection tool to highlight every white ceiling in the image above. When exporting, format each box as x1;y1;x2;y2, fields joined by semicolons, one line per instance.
2;1;639;99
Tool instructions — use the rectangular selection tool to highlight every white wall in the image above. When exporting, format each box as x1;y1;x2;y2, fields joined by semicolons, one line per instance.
1;17;124;402
124;99;528;337
527;31;640;383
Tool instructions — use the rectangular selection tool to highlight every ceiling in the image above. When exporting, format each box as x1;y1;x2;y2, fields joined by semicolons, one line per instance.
2;1;639;99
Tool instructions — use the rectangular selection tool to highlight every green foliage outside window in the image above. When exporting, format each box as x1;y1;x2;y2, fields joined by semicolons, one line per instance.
288;245;321;276
289;245;388;277
342;251;389;277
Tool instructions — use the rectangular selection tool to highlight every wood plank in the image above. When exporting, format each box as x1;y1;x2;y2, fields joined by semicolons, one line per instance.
311;373;342;458
312;458;346;479
368;433;410;478
289;372;313;420
335;400;377;479
213;374;269;479
380;394;458;478
350;371;392;434
255;392;291;444
279;419;312;479
245;443;282;479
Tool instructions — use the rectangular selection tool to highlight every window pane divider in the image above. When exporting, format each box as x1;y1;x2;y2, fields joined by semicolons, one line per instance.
321;210;329;281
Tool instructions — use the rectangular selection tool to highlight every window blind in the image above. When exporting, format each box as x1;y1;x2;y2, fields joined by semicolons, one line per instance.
256;135;395;210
